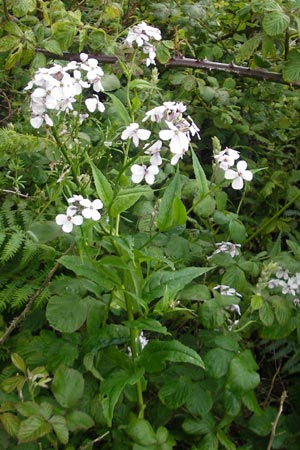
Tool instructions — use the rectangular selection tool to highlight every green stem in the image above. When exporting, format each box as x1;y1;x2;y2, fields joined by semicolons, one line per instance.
245;192;300;245
52;127;81;190
3;0;11;20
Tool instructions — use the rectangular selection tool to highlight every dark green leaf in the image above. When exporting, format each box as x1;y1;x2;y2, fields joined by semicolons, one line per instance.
52;365;84;409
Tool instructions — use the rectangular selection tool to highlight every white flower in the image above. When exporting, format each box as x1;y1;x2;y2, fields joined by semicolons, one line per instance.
121;123;151;147
275;267;289;280
212;241;241;258
143;43;157;66
56;206;83;233
144;140;163;165
80;198;103;221
131;164;159;185
85;95;105;113
159;121;190;155
143;105;166;123
124;22;161;47
224;160;253;190
213;285;242;297
67;194;84;204
227;304;241;315
214;147;240;170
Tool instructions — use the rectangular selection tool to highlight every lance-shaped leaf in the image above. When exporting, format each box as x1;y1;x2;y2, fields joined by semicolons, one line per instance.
139;340;205;372
191;149;208;199
157;171;181;231
90;161;113;208
110;186;151;217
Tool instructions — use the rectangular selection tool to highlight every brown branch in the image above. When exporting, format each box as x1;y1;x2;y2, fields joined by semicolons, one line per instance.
36;48;300;87
266;390;287;450
0;244;74;346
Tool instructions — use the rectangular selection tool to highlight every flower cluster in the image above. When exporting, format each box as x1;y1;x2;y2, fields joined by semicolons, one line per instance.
25;53;105;129
213;284;242;297
121;102;200;185
210;241;241;258
268;266;300;298
214;147;253;190
55;194;103;233
124;22;162;66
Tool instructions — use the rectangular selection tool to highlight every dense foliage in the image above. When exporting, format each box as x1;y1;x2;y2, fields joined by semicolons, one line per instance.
1;1;300;449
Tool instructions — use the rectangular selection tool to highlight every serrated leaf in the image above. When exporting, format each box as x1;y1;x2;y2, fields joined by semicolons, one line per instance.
46;294;87;333
227;350;260;392
52;365;84;409
139;340;205;372
182;417;214;435
262;11;290;36
49;415;69;444
0;35;20;53
143;266;212;301
100;368;144;426
127;419;157;446
43;39;63;55
90;161;113;208
185;384;213;415
51;20;76;51
156;42;171;64
17;417;51;443
283;49;300;82
66;410;94;432
159;376;192;408
11;353;26;374
110;186;151;217
0;413;20;437
12;0;36;17
203;348;234;378
237;33;262;61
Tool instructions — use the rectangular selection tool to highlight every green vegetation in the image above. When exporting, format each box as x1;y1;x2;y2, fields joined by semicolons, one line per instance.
1;1;300;449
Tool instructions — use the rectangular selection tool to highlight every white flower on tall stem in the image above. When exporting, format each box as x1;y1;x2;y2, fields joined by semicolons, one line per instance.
131;164;159;185
212;241;241;258
80;198;103;221
144;140;163;165
214;147;240;170
159;121;190;155
224;160;253;190
85;95;105;113
121;123;151;147
55;206;83;233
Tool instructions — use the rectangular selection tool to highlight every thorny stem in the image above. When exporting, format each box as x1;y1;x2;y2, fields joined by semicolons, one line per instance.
0;244;74;345
266;390;287;450
36;49;300;88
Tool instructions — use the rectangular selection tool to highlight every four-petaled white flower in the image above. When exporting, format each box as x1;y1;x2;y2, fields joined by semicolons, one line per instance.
80;198;103;221
159;122;190;155
121;123;151;147
55;206;83;233
131;164;159;185
144;140;163;165
215;147;240;170
224;160;253;190
212;241;241;258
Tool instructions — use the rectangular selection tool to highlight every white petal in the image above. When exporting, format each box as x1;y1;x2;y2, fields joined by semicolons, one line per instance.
231;176;244;190
131;164;145;176
137;129;151;140
85;97;97;112
82;208;93;219
80;199;91;208
224;169;237;180
236;160;247;172
243;170;253;181
91;210;101;221
159;129;174;141
148;165;159;175
56;214;67;225
30;116;43;128
72;215;83;225
145;173;155;185
62;221;73;233
92;199;103;209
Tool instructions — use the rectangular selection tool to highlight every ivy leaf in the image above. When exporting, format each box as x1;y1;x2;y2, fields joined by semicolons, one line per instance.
262;11;290;36
52;365;84;409
139;340;205;372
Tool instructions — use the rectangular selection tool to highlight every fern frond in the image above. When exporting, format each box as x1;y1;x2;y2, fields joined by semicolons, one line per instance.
11;284;36;310
0;280;19;312
0;228;25;263
0;231;6;249
19;239;38;268
0;127;57;156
